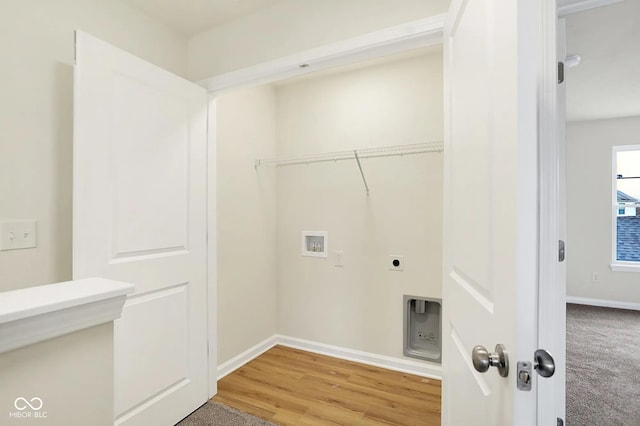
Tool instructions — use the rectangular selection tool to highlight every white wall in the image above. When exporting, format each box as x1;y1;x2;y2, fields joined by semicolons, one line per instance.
216;86;278;364
0;324;113;426
275;51;443;360
187;0;449;80
567;116;640;304
0;0;188;291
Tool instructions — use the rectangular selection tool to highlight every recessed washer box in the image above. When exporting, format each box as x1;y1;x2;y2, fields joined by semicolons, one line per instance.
403;295;442;363
301;231;327;258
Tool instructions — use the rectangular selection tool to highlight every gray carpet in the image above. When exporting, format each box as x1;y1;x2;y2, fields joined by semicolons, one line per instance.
177;401;275;426
566;304;640;426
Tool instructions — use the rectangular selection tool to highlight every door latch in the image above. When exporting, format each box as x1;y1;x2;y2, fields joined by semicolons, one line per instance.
517;361;532;391
517;349;556;391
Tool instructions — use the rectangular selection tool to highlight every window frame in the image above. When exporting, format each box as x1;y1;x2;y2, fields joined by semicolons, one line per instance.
611;145;640;272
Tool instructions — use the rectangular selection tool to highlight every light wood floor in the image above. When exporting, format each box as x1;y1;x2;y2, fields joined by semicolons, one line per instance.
213;345;441;425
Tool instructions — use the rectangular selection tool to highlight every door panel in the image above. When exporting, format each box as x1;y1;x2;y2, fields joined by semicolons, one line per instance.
73;31;208;426
442;0;539;424
110;71;190;257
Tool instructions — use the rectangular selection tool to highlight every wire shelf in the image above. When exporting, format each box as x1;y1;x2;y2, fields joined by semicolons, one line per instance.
255;141;443;195
255;141;443;168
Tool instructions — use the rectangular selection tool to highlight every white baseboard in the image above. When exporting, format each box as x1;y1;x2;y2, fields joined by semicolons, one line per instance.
566;296;640;311
217;335;278;380
216;334;442;381
276;335;442;380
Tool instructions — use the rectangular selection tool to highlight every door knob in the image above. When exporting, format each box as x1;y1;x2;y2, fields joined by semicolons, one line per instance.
534;349;555;378
472;344;509;377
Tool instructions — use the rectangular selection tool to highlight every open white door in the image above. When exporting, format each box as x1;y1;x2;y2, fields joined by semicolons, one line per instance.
441;0;542;424
73;32;209;426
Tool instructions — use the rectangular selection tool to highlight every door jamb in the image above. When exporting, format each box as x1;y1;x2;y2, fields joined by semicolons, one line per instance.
207;96;218;397
537;2;564;425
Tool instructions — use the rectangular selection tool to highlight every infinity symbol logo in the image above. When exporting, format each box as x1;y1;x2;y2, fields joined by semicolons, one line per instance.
14;397;43;411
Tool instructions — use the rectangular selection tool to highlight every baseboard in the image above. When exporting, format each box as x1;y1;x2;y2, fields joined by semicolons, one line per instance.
566;296;640;311
217;335;278;380
275;335;442;380
216;334;442;381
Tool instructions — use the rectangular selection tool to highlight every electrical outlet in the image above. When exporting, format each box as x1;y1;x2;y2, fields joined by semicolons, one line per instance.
591;272;600;283
389;255;404;271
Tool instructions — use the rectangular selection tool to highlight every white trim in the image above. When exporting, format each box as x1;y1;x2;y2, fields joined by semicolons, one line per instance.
537;8;564;425
566;296;640;311
611;144;640;269
0;278;134;354
276;335;442;380
558;0;624;16
196;15;446;93
215;335;442;381
217;335;279;380
207;96;219;398
610;263;640;272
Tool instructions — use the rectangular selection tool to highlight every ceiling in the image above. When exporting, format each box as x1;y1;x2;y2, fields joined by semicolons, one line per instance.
124;0;282;36
565;0;640;121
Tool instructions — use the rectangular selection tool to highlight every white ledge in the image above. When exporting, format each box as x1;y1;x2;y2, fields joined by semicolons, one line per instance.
0;278;134;354
610;263;640;273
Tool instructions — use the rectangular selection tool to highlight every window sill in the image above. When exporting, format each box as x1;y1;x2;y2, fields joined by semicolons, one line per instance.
610;263;640;272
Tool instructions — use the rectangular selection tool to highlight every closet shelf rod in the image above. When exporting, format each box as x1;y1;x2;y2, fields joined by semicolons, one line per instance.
254;141;443;168
255;141;443;194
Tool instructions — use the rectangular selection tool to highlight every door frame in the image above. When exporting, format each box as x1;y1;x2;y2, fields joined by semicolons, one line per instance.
537;1;564;424
201;9;561;423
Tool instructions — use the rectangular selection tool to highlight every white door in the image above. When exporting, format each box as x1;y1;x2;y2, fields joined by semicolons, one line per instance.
73;31;209;426
441;0;541;424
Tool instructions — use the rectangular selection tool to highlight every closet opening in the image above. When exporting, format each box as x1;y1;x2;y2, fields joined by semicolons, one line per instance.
212;45;445;424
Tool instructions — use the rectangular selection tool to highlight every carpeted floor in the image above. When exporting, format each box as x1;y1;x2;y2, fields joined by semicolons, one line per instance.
177;401;275;426
566;303;640;426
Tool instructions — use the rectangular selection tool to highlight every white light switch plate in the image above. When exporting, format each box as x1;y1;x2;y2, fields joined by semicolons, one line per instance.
0;220;37;251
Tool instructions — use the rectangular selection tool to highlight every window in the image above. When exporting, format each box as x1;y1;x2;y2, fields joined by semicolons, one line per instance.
612;146;640;268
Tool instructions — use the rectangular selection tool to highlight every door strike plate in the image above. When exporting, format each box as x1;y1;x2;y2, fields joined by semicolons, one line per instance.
517;361;532;391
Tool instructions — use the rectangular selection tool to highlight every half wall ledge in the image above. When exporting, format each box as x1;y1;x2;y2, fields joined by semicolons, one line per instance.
0;278;134;354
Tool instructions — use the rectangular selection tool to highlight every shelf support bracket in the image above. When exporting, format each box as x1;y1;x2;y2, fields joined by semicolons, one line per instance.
353;150;369;195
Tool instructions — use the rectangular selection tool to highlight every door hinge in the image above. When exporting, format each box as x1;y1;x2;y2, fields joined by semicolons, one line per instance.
558;62;565;84
557;417;564;426
559;240;565;262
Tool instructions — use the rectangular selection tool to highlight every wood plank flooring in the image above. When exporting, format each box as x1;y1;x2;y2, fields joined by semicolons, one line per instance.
213;345;441;425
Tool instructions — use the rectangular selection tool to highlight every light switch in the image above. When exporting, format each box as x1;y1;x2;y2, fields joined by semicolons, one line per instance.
0;220;37;251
